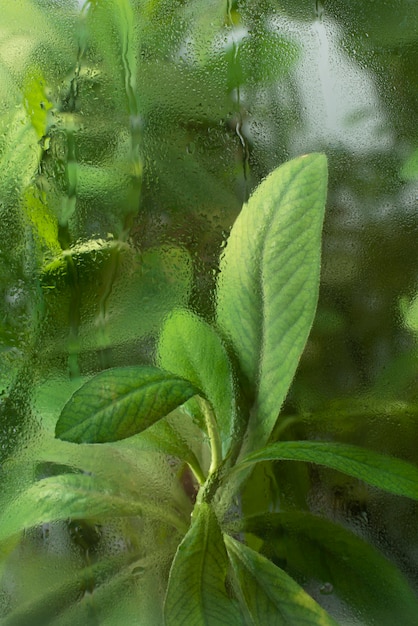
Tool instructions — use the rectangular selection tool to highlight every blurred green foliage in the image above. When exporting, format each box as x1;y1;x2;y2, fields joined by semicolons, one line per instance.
0;0;417;622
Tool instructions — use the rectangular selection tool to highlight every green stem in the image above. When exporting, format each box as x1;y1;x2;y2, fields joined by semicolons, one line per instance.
196;464;224;506
187;457;206;486
216;459;255;518
197;397;222;475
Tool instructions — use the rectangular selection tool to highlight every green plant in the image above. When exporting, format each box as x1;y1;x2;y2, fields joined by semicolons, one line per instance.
2;0;418;623
1;154;418;625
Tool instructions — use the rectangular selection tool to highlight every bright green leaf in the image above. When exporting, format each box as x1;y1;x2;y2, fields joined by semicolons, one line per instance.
216;154;328;451
0;108;40;203
23;186;60;256
55;366;200;444
239;441;418;501
22;68;53;140
158;308;237;454
164;503;242;626
236;511;418;626
225;535;338;625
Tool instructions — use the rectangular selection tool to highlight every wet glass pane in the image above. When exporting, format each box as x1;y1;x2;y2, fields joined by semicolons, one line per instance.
1;1;417;624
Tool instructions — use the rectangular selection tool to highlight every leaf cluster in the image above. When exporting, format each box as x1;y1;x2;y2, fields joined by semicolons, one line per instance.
1;1;418;624
2;154;418;625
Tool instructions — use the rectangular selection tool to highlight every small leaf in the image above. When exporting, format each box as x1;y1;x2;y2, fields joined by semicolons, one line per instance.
23;185;60;257
216;154;328;451
235;512;418;626
225;535;338;625
0;473;185;550
239;441;418;501
41;238;129;286
41;245;193;359
55;366;200;444
164;503;242;626
0;107;41;203
158;308;237;454
129;412;205;483
22;67;53;140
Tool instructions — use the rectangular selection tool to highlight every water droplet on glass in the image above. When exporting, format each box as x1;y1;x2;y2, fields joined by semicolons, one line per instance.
320;582;334;595
1;0;417;622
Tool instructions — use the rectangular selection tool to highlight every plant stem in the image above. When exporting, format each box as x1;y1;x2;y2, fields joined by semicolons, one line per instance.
216;459;254;518
187;458;206;486
197;397;222;475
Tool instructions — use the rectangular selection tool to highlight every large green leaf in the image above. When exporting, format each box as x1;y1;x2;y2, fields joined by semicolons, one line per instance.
0;472;186;551
236;512;418;626
55;366;200;444
164;503;242;626
224;535;338;625
239;441;418;501
158;308;236;454
216;154;328;451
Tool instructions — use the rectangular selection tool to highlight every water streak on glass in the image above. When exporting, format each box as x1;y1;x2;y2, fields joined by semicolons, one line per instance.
0;0;417;623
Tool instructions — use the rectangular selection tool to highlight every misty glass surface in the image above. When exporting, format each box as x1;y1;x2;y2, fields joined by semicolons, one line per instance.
1;1;417;624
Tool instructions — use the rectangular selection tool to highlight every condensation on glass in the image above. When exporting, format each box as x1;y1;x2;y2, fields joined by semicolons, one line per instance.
0;0;417;624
